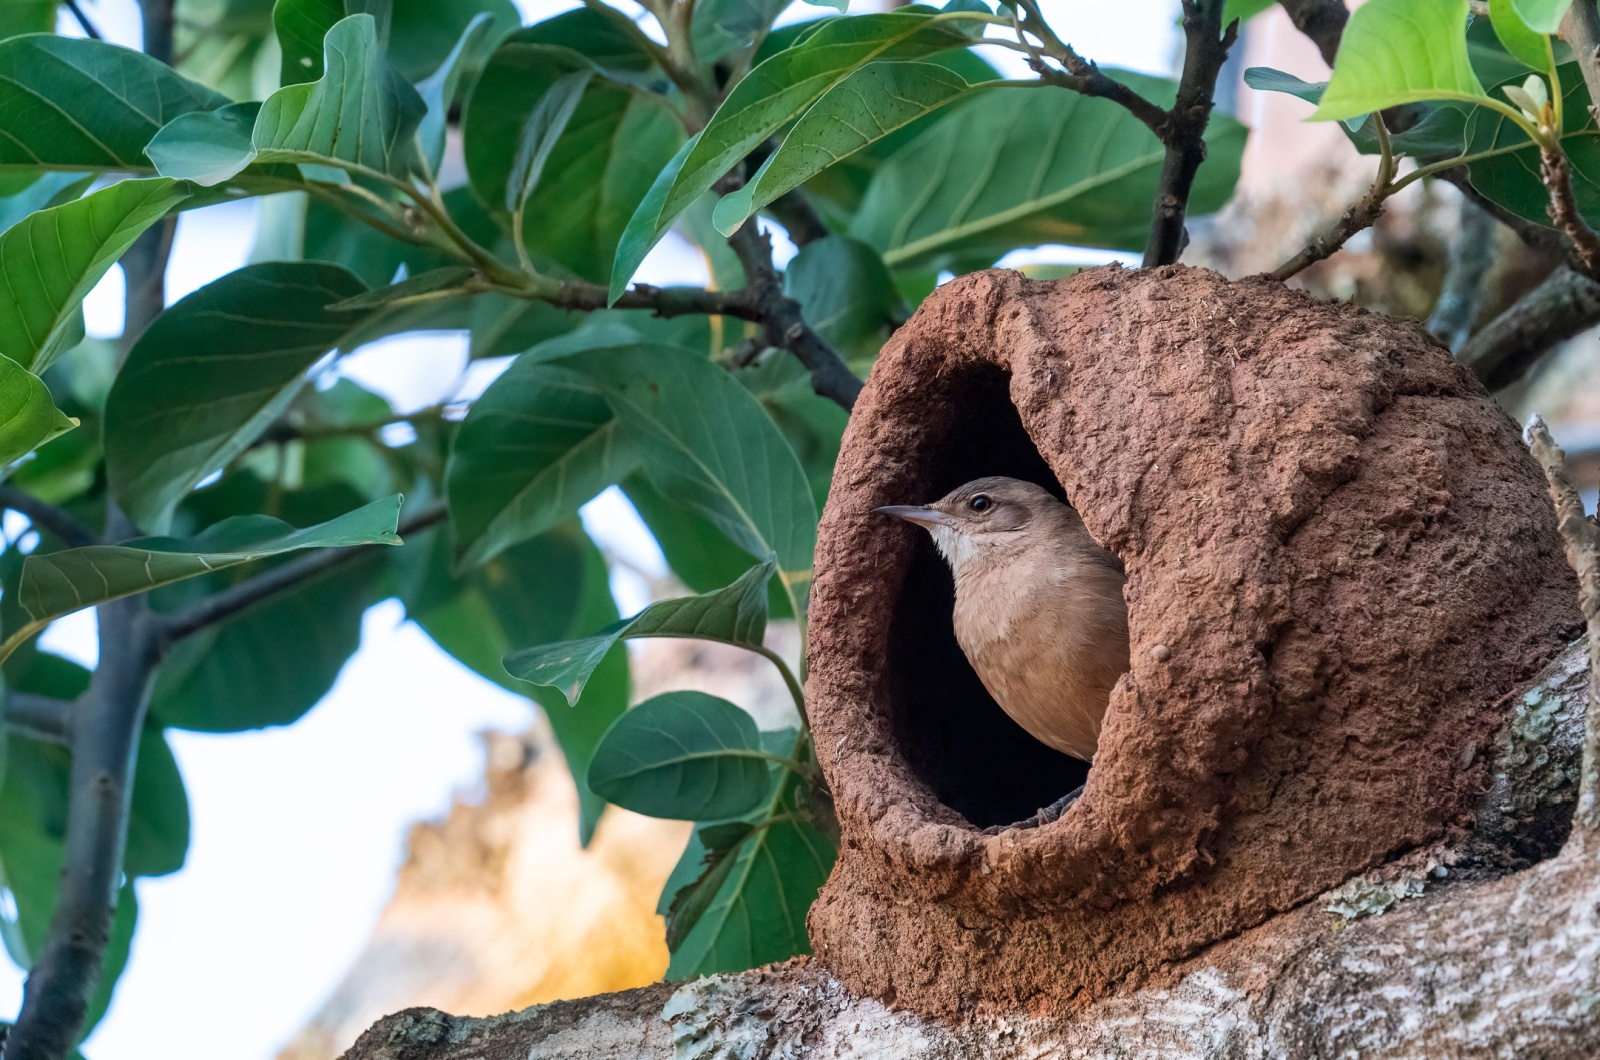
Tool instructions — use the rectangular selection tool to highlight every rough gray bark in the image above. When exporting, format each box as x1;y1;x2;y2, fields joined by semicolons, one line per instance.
341;641;1599;1060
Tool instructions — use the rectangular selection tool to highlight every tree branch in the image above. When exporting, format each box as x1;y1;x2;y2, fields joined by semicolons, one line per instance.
152;502;448;650
1011;0;1172;140
1143;1;1237;267
1276;0;1348;67
1459;267;1600;389
1523;415;1600;835
62;0;101;40
1542;147;1600;275
0;488;98;549
727;225;862;411
1427;197;1497;353
1561;2;1600;126
3;600;157;1060
1;692;73;747
1272;118;1396;280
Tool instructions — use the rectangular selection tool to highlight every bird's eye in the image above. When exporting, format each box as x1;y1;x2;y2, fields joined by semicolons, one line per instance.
969;494;992;512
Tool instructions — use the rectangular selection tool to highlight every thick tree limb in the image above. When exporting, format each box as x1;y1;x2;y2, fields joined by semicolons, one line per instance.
0;692;73;747
1458;267;1600;390
1524;417;1600;834
1562;2;1600;125
1276;0;1348;67
1144;1;1236;267
3;601;157;1060
0;488;97;549
153;502;448;649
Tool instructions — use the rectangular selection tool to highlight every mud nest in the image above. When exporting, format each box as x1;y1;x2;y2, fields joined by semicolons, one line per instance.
804;265;1580;1015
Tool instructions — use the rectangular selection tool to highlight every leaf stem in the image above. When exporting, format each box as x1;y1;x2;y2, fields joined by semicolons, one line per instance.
753;644;808;729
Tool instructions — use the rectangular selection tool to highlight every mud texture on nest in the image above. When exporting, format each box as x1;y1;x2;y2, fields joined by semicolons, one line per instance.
804;265;1580;1016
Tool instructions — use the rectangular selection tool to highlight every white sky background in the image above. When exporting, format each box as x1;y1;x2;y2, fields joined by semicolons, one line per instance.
0;2;1184;1057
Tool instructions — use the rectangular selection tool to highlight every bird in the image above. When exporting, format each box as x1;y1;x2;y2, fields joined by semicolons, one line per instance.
874;476;1130;830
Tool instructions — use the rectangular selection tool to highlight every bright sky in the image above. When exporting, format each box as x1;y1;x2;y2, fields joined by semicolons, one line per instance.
0;2;1183;1057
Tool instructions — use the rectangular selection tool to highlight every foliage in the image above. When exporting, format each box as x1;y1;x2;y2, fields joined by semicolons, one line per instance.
11;0;1592;1048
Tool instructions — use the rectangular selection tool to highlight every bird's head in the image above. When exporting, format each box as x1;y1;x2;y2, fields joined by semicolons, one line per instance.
874;476;1063;573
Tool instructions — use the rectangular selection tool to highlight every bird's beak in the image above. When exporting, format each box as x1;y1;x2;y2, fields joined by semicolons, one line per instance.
873;504;952;528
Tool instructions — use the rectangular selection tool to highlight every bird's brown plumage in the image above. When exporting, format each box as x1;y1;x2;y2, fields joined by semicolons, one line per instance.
876;477;1129;761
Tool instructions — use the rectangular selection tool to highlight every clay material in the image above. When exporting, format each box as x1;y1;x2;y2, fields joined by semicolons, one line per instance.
804;265;1580;1015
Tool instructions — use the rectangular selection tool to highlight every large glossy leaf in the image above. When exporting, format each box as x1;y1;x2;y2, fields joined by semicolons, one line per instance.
588;691;774;820
447;360;640;568
15;495;402;632
0;35;228;171
0;355;75;469
464;11;683;283
104;261;370;534
275;0;391;84
1242;67;1471;158
406;521;628;842
1491;0;1550;71
850;78;1246;266
783;235;898;357
1514;0;1574;33
665;757;834;978
712;60;978;235
556;343;817;607
1312;0;1486;121
0;178;188;374
613;11;984;292
505;557;774;704
505;68;592;216
152;14;425;185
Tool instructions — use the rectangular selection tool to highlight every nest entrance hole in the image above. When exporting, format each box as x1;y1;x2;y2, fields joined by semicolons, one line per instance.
885;364;1091;829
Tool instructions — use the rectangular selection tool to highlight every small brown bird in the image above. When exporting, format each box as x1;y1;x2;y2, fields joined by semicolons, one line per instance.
876;477;1130;825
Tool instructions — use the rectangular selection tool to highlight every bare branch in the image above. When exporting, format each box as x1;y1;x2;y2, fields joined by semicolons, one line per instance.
1276;0;1349;67
0;487;98;548
1;691;73;746
1012;0;1172;140
727;225;862;411
1427;198;1497;353
1143;1;1237;267
153;501;448;649
1459;267;1600;390
1542;147;1600;275
1272;118;1395;280
62;0;101;40
1523;415;1600;834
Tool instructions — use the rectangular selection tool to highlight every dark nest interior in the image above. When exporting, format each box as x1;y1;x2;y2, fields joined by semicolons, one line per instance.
884;363;1097;828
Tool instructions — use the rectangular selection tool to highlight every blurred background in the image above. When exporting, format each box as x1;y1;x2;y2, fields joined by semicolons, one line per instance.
2;0;1586;1057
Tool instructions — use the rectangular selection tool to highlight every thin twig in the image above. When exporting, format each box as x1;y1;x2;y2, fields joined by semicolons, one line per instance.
1523;415;1600;835
62;0;101;39
727;225;862;411
153;501;448;648
1;692;73;746
1011;0;1171;140
1427;197;1497;353
1458;267;1600;390
1144;0;1237;267
1541;147;1600;275
0;487;98;548
1272;116;1396;279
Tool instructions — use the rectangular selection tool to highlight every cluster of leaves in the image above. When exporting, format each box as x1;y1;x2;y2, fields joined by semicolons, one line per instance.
1248;0;1600;248
0;0;1263;1045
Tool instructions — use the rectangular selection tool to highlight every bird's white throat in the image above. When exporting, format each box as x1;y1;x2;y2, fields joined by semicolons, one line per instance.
929;523;977;573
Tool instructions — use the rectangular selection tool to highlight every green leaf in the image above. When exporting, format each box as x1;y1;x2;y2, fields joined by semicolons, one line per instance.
1513;0;1574;33
557;344;818;606
662;824;747;950
330;266;475;311
104;262;370;534
666;762;834;977
505;68;593;215
446;360;640;568
0;355;76;469
1311;0;1486;121
406;521;627;843
613;10;986;290
416;11;498;175
0;2;57;39
1222;0;1275;24
1243;66;1470;157
125;726;190;878
16;495;402;628
783;235;899;357
0;35;228;172
0;178;188;374
587;691;774;820
1465;61;1600;225
850;77;1246;266
692;0;791;63
154;14;425;185
1491;0;1552;72
713;60;977;236
463;12;684;284
609;134;698;304
274;0;391;85
504;557;775;704
388;0;520;81
0;173;92;237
